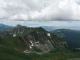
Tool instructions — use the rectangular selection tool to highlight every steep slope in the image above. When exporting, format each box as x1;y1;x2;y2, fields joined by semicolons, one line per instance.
53;29;80;49
1;26;80;60
0;25;67;53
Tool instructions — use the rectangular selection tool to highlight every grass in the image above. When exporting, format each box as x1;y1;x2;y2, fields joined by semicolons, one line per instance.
0;46;80;60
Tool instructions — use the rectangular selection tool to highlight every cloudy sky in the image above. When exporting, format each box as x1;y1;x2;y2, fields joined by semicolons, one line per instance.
0;0;80;30
0;0;80;21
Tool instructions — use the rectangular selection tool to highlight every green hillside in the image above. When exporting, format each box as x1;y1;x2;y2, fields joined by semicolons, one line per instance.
0;26;80;60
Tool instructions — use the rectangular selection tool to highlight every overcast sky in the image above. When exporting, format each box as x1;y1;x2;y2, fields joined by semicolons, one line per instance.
0;0;80;29
0;0;80;21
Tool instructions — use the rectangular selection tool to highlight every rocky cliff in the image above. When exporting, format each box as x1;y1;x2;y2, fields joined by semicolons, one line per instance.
0;25;67;53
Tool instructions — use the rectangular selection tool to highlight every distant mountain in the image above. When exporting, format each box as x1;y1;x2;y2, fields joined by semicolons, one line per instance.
42;26;80;32
53;29;80;49
42;26;55;31
0;24;13;31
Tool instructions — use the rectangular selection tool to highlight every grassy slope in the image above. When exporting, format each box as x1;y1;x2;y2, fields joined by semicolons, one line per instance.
1;45;80;60
0;29;80;60
0;47;31;60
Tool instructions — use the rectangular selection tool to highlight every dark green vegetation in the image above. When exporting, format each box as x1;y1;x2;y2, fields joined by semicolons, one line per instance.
53;29;80;49
1;46;80;60
0;25;80;60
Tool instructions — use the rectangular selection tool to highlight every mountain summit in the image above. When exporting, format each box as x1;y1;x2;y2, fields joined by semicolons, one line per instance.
0;25;67;53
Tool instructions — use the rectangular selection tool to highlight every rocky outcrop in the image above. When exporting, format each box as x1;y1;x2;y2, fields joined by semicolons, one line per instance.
0;25;68;53
18;27;67;53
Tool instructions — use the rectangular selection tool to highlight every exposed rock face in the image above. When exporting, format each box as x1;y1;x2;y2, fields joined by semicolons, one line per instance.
24;31;65;52
17;27;67;53
0;25;67;53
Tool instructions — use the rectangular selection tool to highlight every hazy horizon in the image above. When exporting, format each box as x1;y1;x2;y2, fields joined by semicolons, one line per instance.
0;20;80;30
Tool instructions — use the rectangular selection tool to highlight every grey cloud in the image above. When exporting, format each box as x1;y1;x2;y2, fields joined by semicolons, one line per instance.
0;0;79;21
75;0;80;4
